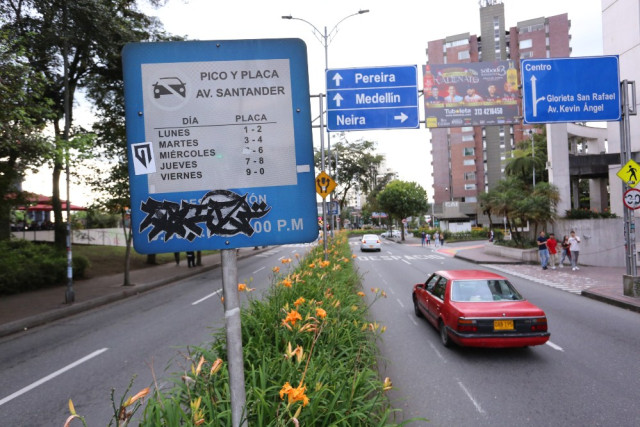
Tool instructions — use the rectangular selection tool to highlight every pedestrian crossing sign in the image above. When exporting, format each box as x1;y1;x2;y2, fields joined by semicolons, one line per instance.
617;159;640;188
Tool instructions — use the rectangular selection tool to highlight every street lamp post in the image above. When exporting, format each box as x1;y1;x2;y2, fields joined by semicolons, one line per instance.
530;129;536;188
282;9;369;235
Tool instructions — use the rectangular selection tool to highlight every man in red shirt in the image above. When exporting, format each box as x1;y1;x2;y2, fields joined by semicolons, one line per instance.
547;233;559;270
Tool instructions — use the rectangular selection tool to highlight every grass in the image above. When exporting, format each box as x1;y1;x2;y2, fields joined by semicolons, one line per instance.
72;245;218;279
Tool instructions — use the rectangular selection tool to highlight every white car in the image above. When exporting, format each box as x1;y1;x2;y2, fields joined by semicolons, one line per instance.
381;230;401;238
360;234;382;252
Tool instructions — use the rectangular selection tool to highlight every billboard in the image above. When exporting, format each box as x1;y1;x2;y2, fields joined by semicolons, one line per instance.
422;61;520;128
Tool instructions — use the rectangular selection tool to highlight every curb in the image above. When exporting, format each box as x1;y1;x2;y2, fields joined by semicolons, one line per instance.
581;289;640;314
0;248;269;339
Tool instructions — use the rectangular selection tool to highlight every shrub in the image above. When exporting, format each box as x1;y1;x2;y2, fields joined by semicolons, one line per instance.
564;208;617;219
0;240;89;295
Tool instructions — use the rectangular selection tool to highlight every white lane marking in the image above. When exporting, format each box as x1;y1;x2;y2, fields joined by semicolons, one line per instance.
388;288;396;295
396;298;405;308
428;342;446;363
252;266;266;274
0;348;109;407
545;341;564;352
192;289;222;305
458;381;486;414
402;259;411;265
408;314;418;326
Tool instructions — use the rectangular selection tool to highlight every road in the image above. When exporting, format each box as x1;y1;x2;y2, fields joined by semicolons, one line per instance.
2;237;640;426
355;237;640;426
0;244;313;426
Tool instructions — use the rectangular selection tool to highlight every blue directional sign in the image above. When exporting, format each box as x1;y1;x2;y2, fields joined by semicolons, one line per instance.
122;39;318;253
326;65;419;131
522;56;621;124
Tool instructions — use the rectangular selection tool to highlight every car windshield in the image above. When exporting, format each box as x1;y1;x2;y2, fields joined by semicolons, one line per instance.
363;235;378;240
450;279;524;302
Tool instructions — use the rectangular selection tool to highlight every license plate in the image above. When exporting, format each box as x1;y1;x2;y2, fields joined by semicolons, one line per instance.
494;320;514;330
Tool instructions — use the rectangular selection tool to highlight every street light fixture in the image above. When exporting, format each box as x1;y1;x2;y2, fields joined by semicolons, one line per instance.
282;9;369;244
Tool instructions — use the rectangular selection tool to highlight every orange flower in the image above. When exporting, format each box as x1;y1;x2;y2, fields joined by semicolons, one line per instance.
122;387;150;408
279;382;309;407
238;283;254;292
319;260;330;268
210;358;223;375
294;297;306;307
308;263;316;268
281;278;293;288
357;291;365;297
315;307;327;319
281;258;292;264
283;309;302;326
272;266;281;273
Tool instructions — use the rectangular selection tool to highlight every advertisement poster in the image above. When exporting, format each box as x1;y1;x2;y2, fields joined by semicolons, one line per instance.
422;61;520;128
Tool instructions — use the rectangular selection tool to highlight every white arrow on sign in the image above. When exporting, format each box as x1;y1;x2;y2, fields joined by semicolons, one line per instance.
332;73;343;87
530;75;545;117
333;93;343;107
394;112;408;123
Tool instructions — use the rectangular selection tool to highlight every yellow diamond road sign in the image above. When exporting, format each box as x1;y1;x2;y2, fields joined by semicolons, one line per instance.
617;159;640;187
315;171;336;199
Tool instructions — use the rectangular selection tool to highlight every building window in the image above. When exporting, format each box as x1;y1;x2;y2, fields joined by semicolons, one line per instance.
458;50;470;60
464;184;477;190
463;147;475;156
519;39;533;50
464;172;476;181
462;134;474;142
463;159;475;166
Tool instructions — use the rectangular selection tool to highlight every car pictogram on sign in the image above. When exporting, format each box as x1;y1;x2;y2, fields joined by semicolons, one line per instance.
153;77;186;99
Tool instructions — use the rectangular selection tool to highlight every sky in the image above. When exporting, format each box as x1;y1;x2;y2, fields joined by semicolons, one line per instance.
23;0;604;205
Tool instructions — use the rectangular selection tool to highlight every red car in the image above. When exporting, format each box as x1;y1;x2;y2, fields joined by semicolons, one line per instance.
412;270;549;348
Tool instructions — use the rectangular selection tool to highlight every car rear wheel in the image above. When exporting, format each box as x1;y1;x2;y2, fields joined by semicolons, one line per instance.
439;320;451;347
413;296;423;318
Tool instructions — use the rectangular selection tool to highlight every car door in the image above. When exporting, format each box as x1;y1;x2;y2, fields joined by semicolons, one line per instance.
427;275;448;323
415;274;438;321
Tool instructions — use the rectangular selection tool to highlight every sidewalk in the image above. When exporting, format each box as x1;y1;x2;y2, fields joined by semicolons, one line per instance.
0;247;269;339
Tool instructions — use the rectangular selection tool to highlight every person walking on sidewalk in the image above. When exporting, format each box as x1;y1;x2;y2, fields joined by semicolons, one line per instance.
537;230;550;270
421;231;426;247
547;233;558;269
426;232;431;246
559;235;571;268
569;230;581;271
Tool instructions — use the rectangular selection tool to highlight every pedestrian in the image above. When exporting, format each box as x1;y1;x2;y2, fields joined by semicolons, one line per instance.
433;231;440;248
440;233;445;246
186;251;196;268
559;235;571;268
489;229;494;242
426;232;431;246
174;252;180;265
537;230;550;270
547;233;558;269
421;231;426;247
568;230;581;271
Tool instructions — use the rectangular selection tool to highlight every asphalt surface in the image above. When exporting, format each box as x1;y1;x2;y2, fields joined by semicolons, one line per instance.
1;238;639;339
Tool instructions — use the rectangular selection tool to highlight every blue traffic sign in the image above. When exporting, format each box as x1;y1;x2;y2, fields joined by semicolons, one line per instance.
122;39;318;253
522;56;621;124
326;65;419;131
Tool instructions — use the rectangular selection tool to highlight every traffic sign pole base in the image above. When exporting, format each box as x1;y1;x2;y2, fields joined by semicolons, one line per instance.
623;275;640;297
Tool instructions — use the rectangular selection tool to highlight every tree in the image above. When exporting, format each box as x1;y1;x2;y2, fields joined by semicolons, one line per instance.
0;27;54;239
315;138;387;210
1;0;166;249
376;180;429;240
505;126;548;187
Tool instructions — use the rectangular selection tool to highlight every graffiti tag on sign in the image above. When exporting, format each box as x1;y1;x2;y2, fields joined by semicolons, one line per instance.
139;190;271;242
